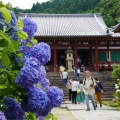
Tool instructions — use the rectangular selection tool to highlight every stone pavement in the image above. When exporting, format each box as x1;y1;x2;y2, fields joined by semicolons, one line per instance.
52;101;120;120
52;107;78;120
66;101;120;120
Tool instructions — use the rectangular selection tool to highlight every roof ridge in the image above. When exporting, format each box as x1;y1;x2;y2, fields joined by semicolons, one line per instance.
94;14;107;30
19;13;102;17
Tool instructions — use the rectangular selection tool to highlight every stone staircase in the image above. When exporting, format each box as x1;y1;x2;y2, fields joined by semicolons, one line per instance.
47;71;117;101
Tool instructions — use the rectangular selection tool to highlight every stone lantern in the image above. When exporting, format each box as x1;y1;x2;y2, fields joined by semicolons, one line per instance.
65;47;74;70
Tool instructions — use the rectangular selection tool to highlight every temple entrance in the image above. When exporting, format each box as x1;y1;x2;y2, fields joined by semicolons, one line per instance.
57;50;66;68
77;50;89;67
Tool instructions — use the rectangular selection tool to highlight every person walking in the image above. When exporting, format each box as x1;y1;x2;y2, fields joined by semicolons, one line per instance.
66;78;72;101
59;65;65;78
74;66;80;79
83;70;96;111
71;79;79;104
94;77;103;107
76;80;85;104
61;69;68;88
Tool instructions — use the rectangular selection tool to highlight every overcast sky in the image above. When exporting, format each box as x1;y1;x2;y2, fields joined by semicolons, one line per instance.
2;0;50;9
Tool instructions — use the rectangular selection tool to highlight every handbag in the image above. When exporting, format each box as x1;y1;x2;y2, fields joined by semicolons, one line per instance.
97;84;103;94
77;89;81;94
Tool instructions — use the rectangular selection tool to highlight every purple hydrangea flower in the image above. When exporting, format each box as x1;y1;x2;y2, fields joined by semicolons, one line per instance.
16;65;46;89
4;98;25;120
0;60;2;68
28;86;49;111
19;39;32;55
20;64;39;81
24;56;41;67
11;29;18;40
9;10;17;27
37;65;46;81
16;75;34;89
0;111;6;120
30;42;51;65
39;78;50;89
19;45;32;55
37;116;44;120
36;99;52;117
22;18;37;39
46;86;64;107
4;97;16;108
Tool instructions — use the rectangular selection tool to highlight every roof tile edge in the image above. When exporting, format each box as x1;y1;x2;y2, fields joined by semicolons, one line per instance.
19;13;102;17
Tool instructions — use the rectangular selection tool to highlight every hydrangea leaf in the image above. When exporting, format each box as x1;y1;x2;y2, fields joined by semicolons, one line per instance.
0;31;18;52
0;7;12;24
0;76;6;84
32;38;38;44
17;30;28;40
0;47;5;51
25;112;37;120
1;52;10;69
17;18;24;29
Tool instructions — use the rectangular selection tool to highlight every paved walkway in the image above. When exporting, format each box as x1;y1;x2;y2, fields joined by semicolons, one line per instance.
52;107;78;120
52;101;120;120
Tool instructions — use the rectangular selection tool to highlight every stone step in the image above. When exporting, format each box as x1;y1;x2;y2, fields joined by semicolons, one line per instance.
47;71;116;101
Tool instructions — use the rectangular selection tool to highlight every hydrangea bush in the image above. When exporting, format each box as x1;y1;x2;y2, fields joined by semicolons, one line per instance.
0;8;63;119
112;65;120;101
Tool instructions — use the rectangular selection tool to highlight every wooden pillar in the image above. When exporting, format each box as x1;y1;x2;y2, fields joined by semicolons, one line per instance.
74;45;78;67
107;46;109;61
89;47;92;65
95;45;99;71
53;44;57;72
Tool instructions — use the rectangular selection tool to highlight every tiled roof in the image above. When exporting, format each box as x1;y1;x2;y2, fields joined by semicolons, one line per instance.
111;32;120;37
111;22;120;32
19;13;110;37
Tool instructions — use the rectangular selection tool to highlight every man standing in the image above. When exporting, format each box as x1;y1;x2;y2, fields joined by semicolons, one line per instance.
83;70;96;111
61;69;68;88
71;79;79;104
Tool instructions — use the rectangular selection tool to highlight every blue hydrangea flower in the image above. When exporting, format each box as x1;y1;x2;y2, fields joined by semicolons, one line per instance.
24;56;41;68
37;65;46;81
0;111;6;120
28;86;48;111
0;60;2;68
46;86;64;107
0;12;3;19
19;39;32;55
20;64;39;81
9;10;17;27
16;65;46;89
30;42;51;65
4;98;25;120
36;99;52;117
22;18;37;39
39;78;50;89
19;45;32;55
4;97;16;108
37;116;44;120
16;75;34;89
11;29;18;40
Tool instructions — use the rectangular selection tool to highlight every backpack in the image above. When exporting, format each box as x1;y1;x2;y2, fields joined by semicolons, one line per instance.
83;77;94;85
77;69;80;74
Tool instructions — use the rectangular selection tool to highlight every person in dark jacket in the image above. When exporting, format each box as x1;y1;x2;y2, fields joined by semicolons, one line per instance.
94;77;103;107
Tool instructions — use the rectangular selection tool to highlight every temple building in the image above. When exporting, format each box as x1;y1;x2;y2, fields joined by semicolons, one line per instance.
19;13;120;72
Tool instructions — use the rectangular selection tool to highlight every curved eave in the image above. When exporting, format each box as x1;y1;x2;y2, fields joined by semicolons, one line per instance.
34;35;111;38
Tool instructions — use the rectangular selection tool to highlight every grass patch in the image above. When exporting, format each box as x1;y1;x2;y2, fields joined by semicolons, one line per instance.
102;101;120;110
